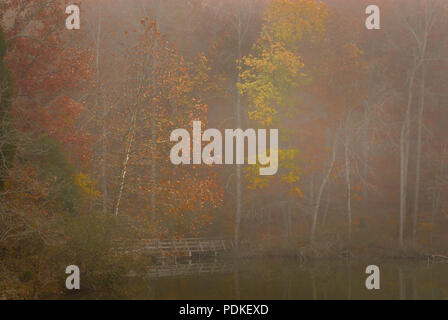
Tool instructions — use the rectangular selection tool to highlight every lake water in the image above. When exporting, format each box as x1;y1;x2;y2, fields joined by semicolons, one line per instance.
84;258;448;300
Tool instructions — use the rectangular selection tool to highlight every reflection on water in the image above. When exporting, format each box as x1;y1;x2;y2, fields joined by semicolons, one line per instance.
76;258;448;300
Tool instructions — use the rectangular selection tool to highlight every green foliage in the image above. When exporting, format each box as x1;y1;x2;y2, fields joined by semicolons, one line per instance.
18;270;34;283
0;28;16;192
32;135;82;215
238;41;305;127
58;213;136;292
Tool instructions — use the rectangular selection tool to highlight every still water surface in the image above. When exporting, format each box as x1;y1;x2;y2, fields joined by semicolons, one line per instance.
77;258;448;300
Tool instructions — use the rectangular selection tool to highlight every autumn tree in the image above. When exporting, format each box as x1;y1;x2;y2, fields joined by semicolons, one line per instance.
104;20;223;238
0;0;92;245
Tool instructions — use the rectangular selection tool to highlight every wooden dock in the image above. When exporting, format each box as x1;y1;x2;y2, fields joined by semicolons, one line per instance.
116;238;235;258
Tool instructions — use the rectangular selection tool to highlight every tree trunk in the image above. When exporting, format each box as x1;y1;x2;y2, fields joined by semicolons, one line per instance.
412;1;432;243
151;92;157;223
361;102;371;216
321;196;330;228
311;138;337;244
399;66;416;247
95;0;108;214
402;0;434;247
234;12;243;248
115;111;137;216
412;64;425;244
344;110;352;242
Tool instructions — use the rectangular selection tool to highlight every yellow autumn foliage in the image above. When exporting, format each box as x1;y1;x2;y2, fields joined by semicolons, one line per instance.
74;172;101;199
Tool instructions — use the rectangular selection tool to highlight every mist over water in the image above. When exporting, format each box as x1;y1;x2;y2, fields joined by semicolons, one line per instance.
63;258;447;300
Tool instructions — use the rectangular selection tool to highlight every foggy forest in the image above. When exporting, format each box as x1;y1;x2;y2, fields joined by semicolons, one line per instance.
1;0;448;300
